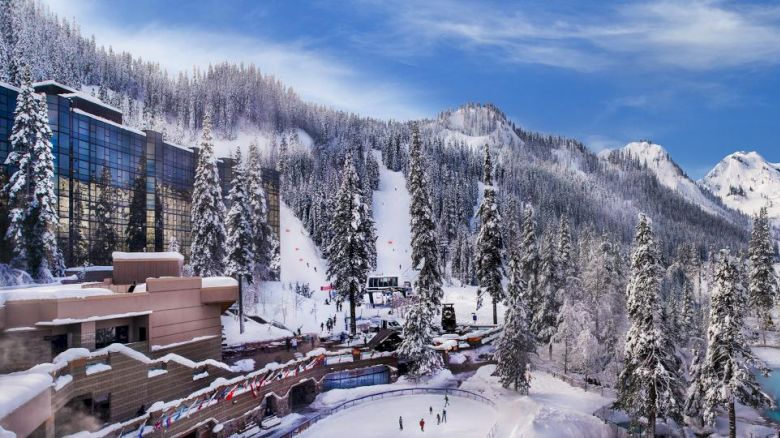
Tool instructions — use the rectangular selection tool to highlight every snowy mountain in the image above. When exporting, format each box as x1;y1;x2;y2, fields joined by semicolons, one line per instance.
603;141;730;217
700;151;780;220
423;104;522;150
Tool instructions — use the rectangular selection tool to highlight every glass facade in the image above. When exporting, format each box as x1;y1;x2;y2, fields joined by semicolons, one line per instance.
0;81;280;267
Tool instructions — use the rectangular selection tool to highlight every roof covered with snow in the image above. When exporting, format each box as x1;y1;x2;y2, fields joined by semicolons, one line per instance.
61;92;122;113
0;373;52;419
112;251;184;262
72;109;146;136
0;284;113;305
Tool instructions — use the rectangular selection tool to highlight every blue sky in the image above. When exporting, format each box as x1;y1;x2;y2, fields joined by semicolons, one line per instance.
42;0;780;179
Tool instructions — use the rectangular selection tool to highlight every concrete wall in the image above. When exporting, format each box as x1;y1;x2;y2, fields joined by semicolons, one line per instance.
0;387;51;438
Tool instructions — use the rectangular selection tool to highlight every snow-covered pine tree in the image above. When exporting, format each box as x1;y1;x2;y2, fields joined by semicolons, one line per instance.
366;152;380;191
70;181;88;266
494;248;533;393
224;148;255;283
407;123;443;311
557;216;573;283
748;207;778;344
125;156;147;251
246;140;273;280
534;230;559;345
90;166;118;265
614;214;683;436
475;143;504;324
519;205;541;332
5;67;64;280
700;250;771;438
398;123;445;378
678;280;697;345
326;154;372;335
189;111;226;277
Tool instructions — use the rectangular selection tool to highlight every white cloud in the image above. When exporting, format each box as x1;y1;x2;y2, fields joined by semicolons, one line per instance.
370;0;780;72
40;0;429;120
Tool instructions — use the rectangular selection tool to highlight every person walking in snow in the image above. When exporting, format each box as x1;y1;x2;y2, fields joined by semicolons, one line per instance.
429;406;433;415
321;322;324;332
419;418;425;432
399;416;403;431
444;394;449;407
436;413;440;425
442;409;447;423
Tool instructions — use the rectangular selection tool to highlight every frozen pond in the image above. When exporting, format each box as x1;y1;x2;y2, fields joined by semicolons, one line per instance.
298;393;496;437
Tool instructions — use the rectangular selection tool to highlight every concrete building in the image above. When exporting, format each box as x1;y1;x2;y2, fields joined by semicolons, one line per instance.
0;80;280;267
0;253;397;438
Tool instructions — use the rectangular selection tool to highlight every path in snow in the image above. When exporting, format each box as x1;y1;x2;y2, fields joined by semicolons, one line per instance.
371;150;413;279
299;393;495;437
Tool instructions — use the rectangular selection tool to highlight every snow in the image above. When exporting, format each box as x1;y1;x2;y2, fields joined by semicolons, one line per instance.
460;365;612;438
201;277;238;288
112;251;183;261
32;80;78;93
36;310;152;326
278;201;328;288
85;363;112;375
0;81;20;92
0;426;15;438
221;314;292;346
300;394;495;438
151;335;218;351
148;369;168;378
701;150;780;220
0;284;113;305
230;359;255;373
0;373;52;419
53;374;73;391
212;424;224;433
371;150;413;278
193;371;209;381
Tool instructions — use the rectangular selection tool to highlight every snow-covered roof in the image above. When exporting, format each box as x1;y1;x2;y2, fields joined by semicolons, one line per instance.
61;92;122;114
0;81;20;93
35;310;152;326
32;80;78;94
0;373;52;419
201;276;238;288
112;251;184;262
165;141;193;152
72;109;146;136
0;284;113;305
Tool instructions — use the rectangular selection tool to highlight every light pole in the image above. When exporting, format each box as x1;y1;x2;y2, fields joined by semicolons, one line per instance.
238;273;245;334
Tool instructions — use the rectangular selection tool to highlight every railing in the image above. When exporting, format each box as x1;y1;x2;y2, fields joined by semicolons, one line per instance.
272;387;498;438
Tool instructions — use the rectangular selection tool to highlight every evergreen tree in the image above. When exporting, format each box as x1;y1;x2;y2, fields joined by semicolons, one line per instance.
70;181;88;266
125;156;147;251
246;140;273;280
90;167;118;265
225;148;255;284
5;67;64;280
366;152;380;191
475;143;504;324
407;123;443;311
614;215;683;436
748;207;777;344
520;205;540;331
534;230;559;344
399;124;444;377
189;111;226;277
326;154;373;335
700;250;771;438
494;248;533;393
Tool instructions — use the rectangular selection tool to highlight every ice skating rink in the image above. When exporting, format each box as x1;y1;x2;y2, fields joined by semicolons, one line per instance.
299;394;496;437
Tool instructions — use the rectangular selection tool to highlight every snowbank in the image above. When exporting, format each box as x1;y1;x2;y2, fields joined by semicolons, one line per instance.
460;365;612;438
0;373;52;419
221;314;292;346
201;277;238;288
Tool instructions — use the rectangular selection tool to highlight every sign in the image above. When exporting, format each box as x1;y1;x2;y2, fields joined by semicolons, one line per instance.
320;284;334;291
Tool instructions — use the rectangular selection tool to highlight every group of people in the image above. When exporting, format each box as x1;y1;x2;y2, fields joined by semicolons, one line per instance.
322;315;339;332
398;394;450;432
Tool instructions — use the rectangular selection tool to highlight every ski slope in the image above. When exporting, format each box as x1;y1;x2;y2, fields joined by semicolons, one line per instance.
371;150;413;279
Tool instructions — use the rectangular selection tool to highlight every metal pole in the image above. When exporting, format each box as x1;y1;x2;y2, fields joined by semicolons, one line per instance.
238;274;245;334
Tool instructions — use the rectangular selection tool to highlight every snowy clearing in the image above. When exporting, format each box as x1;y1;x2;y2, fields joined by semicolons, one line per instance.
460;365;612;438
371;150;413;278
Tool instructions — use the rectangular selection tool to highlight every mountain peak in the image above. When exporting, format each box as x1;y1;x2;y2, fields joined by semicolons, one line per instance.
701;150;780;219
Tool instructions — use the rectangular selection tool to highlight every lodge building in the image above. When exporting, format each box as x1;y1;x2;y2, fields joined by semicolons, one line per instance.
0;80;280;267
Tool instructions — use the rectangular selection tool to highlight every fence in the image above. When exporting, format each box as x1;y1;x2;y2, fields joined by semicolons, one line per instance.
273;387;498;438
